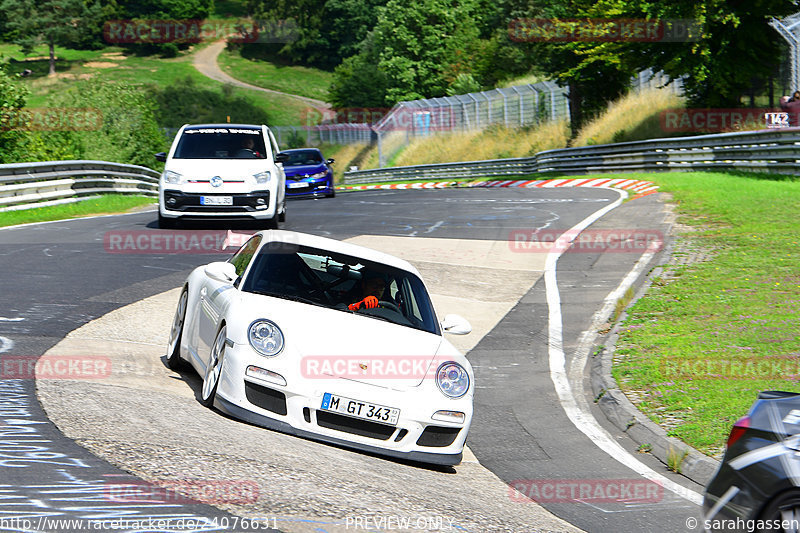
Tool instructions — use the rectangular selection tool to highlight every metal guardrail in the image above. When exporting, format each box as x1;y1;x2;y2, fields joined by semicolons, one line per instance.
344;129;800;183
0;160;160;211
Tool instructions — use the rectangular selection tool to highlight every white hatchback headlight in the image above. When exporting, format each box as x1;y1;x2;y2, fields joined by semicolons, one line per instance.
163;170;184;184
254;171;271;184
248;319;284;356
436;362;470;398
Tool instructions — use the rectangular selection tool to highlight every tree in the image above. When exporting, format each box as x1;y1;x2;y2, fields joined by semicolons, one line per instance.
629;0;798;107
0;66;29;162
245;0;389;69
0;0;102;76
330;0;485;107
511;0;639;134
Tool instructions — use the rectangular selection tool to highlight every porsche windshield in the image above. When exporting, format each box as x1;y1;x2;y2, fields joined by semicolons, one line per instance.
240;243;440;335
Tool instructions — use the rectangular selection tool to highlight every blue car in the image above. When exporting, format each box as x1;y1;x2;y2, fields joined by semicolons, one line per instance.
280;148;336;198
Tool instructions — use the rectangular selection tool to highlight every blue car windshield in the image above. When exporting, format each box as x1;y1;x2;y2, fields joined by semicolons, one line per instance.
241;242;440;335
283;150;323;166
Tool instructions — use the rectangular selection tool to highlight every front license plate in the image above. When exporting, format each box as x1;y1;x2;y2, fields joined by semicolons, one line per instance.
288;182;307;189
201;196;233;206
321;393;400;426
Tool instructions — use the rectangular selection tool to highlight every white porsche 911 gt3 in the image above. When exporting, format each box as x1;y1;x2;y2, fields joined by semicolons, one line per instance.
166;230;474;465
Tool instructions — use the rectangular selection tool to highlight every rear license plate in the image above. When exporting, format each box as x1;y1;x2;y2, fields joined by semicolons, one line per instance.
321;393;400;426
288;182;307;189
201;196;233;206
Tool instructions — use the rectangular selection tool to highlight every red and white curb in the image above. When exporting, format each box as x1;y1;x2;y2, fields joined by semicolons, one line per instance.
338;178;659;199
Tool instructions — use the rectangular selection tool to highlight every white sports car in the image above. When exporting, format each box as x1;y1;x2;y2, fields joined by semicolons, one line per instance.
167;230;474;465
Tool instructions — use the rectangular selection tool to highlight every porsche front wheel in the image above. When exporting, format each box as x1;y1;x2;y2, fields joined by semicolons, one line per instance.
165;289;187;370
201;325;227;407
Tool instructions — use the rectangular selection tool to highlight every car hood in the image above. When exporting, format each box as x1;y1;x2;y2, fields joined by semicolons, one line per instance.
165;159;270;179
235;293;447;390
284;164;327;179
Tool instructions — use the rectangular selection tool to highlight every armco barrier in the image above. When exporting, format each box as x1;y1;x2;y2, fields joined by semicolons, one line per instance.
0;160;160;211
344;128;800;184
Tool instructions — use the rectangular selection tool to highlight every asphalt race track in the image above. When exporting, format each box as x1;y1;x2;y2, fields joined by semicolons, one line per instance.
0;187;704;532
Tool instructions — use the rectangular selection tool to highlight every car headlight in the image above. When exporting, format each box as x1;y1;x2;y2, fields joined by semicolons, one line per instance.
254;171;271;184
435;362;470;398
248;319;284;356
310;171;327;179
163;170;184;184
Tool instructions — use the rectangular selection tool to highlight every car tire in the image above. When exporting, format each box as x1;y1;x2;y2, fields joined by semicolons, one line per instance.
326;184;336;198
759;489;800;527
165;288;188;370
278;200;286;222
158;213;176;229
200;325;227;407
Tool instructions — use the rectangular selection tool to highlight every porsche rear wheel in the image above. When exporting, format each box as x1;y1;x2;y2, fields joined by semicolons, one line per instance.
201;325;227;407
165;289;187;370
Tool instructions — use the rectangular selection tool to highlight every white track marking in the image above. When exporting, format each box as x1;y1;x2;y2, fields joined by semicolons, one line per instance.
0;336;14;354
545;187;704;505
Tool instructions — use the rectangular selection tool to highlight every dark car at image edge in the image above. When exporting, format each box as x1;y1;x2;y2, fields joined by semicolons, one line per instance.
704;390;800;532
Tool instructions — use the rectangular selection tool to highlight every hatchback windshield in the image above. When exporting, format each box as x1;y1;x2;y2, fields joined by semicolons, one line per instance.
240;242;440;335
283;150;323;166
173;127;268;159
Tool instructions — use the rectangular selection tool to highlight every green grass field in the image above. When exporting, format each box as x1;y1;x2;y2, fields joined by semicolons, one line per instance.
217;48;333;103
0;195;155;227
1;43;310;125
612;171;800;457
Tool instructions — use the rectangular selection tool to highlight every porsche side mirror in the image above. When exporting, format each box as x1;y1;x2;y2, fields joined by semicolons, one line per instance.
154;152;167;162
441;314;471;335
205;262;237;283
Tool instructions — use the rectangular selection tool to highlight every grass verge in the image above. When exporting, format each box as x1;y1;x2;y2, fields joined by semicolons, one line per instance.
217;48;333;103
0;195;155;227
2;43;310;125
611;171;800;458
571;87;685;147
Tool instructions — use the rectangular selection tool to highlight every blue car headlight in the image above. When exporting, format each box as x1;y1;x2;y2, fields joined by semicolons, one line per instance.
310;171;327;180
248;319;284;357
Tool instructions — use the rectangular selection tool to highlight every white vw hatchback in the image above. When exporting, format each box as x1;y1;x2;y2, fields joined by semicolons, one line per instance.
166;230;475;465
156;124;286;228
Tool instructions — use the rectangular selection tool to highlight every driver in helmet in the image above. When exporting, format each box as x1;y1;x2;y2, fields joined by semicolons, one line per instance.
348;273;387;311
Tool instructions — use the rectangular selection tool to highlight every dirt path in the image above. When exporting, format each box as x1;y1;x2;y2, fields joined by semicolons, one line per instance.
192;40;332;117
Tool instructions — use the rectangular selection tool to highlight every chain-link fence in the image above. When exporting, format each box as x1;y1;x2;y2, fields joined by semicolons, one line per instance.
371;81;569;167
631;68;683;93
